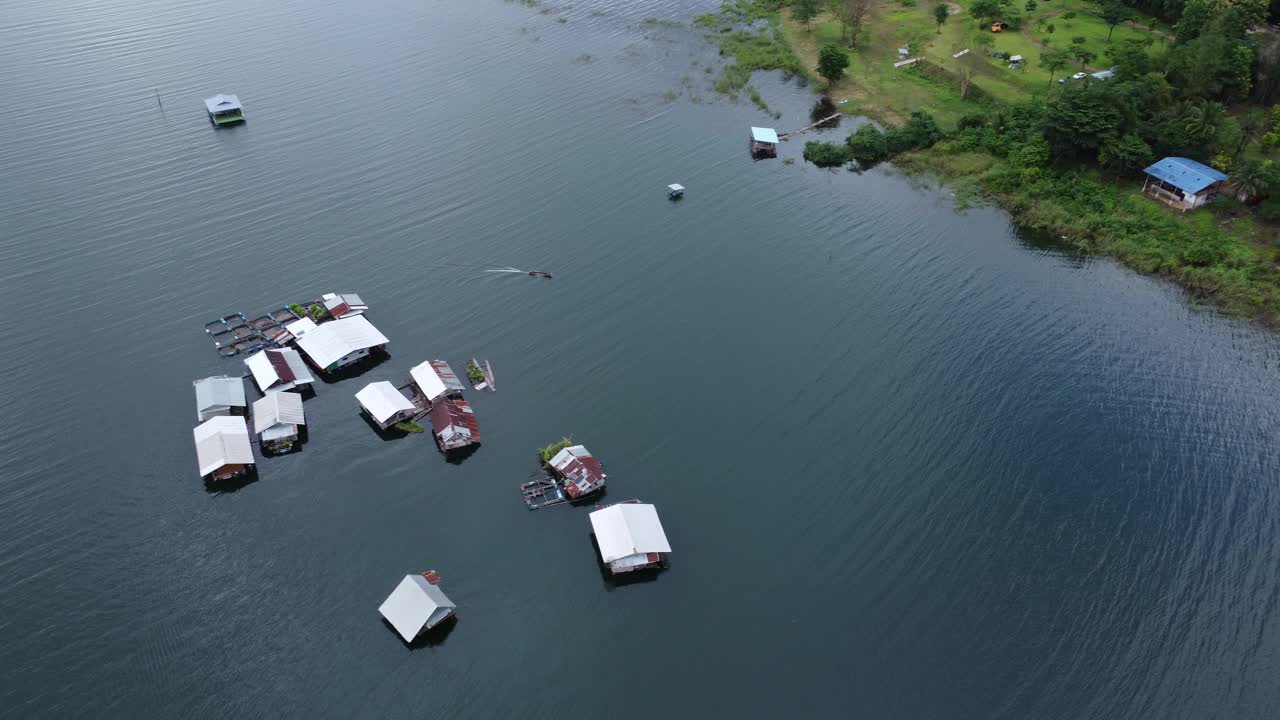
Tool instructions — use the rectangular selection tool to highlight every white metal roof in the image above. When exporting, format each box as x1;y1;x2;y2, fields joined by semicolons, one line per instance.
285;316;317;338
253;391;305;434
244;348;314;392
409;361;449;402
193;415;254;476
294;315;389;369
589;503;672;564
203;94;242;113
355;381;415;423
750;126;779;144
379;574;456;642
193;376;246;421
667;183;684;191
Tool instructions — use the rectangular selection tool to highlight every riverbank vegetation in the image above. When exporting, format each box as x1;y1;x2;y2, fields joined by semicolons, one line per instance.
700;0;1280;323
537;438;573;465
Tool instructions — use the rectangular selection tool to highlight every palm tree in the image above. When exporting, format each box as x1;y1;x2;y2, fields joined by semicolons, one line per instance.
1182;101;1225;145
1237;109;1267;154
1230;160;1275;203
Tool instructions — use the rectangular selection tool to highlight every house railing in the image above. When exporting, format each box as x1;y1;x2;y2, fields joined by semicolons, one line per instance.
1145;184;1190;211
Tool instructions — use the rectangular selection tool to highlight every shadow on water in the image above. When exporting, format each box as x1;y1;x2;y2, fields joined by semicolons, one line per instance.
588;534;666;592
1012;223;1092;267
443;444;480;465
380;615;458;651
359;412;413;442
203;467;259;495
810;96;841;129
316;350;390;384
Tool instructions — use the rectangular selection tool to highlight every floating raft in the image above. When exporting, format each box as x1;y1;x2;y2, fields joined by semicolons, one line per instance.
202;293;370;358
522;476;567;510
467;358;496;392
204;313;268;358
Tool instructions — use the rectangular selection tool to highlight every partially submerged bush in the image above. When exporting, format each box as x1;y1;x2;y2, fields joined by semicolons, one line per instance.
803;141;854;166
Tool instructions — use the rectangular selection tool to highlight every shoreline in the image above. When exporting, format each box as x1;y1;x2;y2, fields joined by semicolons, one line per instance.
705;2;1280;328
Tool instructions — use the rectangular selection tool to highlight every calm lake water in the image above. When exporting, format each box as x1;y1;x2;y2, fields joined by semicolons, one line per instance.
4;0;1280;717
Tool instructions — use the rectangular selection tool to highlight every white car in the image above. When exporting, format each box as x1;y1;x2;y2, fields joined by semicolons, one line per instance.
1071;72;1088;80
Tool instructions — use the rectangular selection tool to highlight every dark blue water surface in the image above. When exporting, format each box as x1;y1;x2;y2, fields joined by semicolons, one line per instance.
3;1;1280;717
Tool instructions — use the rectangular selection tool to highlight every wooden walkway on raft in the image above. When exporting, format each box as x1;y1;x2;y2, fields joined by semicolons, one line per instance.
777;113;842;141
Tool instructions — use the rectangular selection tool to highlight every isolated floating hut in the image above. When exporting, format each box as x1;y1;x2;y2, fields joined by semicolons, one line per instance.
588;502;672;575
750;126;778;157
430;398;480;452
355;381;417;430
321;292;369;320
667;183;685;199
252;391;306;452
379;573;457;643
204;94;244;125
294;315;389;372
549;444;606;500
409;360;465;405
193;376;247;422
193;415;254;481
244;347;315;394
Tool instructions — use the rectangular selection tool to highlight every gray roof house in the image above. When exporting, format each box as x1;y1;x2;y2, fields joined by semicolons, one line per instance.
194;376;247;422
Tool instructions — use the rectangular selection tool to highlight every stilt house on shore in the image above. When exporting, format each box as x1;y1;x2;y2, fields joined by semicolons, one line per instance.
194;376;247;422
294;315;389;373
193;415;254;481
588;501;672;575
355;381;417;431
409;360;465;406
379;572;457;643
430;398;480;452
252;391;306;452
549;444;606;500
244;347;314;394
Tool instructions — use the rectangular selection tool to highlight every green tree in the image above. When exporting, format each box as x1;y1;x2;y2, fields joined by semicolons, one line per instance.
969;0;1006;21
793;0;821;29
885;111;944;152
803;141;854;166
1230;159;1277;201
1025;0;1037;10
1044;81;1125;154
934;3;949;32
847;124;889;163
1182;100;1227;145
1011;135;1051;168
1175;0;1213;43
1068;46;1095;69
1072;35;1087;44
1106;38;1155;79
1102;1;1133;41
1099;132;1155;174
817;44;850;87
1039;48;1071;85
1046;22;1056;39
1238;108;1267;153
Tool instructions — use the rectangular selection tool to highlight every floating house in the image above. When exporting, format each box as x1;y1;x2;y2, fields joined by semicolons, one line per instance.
194;376;247;422
1141;157;1228;211
379;572;457;643
549;444;607;500
750;126;779;157
430;397;480;452
193;415;254;481
244;348;315;394
321;292;369;320
588;501;672;575
204;94;245;125
667;183;685;199
252;391;306;452
355;381;417;430
409;360;465;406
294;315;389;372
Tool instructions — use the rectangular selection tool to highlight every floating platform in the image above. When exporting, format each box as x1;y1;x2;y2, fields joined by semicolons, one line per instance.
521;476;567;510
466;358;496;392
201;293;372;358
205;313;269;357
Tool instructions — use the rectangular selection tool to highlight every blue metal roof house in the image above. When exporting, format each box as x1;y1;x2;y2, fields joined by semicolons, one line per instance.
1141;157;1228;211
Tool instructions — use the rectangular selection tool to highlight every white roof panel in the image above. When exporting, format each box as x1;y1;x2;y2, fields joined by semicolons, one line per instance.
409;361;449;402
194;376;246;421
379;575;456;642
285;316;317;338
203;94;242;113
750;126;779;144
589;503;671;564
355;381;415;423
253;391;305;434
193;416;254;476
295;315;389;369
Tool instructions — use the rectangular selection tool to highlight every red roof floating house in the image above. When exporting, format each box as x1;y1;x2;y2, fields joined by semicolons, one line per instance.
429;397;480;452
549;444;606;500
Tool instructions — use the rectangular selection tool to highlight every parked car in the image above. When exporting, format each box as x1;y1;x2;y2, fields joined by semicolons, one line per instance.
1071;71;1088;80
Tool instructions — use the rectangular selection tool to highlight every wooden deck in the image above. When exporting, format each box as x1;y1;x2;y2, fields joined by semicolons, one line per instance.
521;476;567;510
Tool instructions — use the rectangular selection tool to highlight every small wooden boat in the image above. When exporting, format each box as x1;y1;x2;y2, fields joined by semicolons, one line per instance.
528;271;553;279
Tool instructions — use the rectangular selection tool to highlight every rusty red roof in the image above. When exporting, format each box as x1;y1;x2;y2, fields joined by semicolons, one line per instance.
266;350;296;383
430;398;480;450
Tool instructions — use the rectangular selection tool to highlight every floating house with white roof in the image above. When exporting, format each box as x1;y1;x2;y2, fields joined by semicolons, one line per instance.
294;315;389;372
252;391;306;452
588;501;672;575
355;381;417;430
193;415;254;481
379;571;457;643
193;376;247;422
244;348;315;394
204;94;244;125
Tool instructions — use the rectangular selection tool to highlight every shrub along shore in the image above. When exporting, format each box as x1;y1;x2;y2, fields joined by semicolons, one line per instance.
698;0;1280;326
